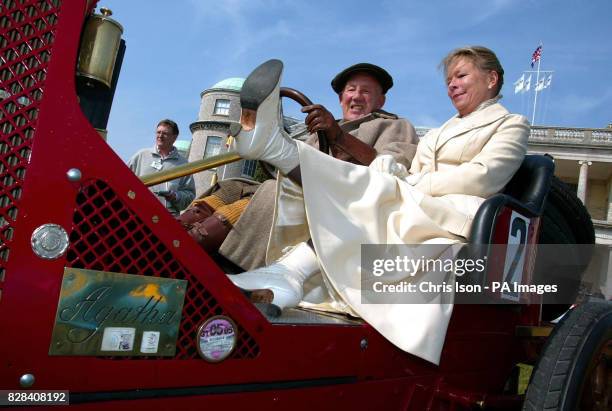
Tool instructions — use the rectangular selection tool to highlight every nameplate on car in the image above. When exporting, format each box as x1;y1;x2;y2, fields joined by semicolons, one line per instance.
49;268;186;356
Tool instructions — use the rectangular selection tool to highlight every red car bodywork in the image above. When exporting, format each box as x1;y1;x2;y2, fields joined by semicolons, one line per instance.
0;1;543;409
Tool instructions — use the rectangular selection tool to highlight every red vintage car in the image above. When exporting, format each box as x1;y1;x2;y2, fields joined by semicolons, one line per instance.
0;1;609;409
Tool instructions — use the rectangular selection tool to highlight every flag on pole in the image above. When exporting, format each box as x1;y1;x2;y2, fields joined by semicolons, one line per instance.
514;74;525;94
524;74;532;91
531;45;542;68
535;78;545;91
545;74;553;88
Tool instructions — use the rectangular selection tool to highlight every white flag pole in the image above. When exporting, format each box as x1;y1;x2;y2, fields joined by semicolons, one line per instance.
531;44;542;125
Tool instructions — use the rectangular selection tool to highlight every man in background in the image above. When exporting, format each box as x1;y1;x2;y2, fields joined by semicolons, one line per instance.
128;119;195;216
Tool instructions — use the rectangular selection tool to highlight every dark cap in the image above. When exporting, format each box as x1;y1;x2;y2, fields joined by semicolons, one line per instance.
331;63;393;94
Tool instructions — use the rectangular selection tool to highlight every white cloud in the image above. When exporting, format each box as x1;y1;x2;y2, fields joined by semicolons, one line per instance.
229;20;294;59
186;0;297;60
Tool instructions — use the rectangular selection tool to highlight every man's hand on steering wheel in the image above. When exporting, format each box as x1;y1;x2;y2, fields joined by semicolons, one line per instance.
301;104;343;144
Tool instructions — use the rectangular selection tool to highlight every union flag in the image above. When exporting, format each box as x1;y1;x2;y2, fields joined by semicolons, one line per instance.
531;45;542;68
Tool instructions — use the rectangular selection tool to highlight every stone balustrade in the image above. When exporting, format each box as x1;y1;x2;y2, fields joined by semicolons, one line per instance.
414;125;612;146
530;126;612;146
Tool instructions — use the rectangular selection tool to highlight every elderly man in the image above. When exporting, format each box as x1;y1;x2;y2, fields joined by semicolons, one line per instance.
181;64;418;270
301;63;411;165
128;119;195;216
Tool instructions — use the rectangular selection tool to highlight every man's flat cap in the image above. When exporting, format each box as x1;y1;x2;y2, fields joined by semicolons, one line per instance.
331;63;393;94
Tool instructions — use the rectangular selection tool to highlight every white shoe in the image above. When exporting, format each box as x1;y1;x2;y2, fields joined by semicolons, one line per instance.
228;242;318;311
232;59;299;174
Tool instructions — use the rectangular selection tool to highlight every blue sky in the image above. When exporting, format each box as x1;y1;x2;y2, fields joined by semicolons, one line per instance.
100;0;612;161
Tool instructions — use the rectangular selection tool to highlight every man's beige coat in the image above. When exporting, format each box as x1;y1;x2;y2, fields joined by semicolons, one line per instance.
268;102;529;364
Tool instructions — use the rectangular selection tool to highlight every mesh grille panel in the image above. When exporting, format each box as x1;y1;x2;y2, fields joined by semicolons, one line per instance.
66;180;260;360
0;0;61;284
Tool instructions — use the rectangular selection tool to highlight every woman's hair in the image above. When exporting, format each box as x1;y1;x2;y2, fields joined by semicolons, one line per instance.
440;46;505;95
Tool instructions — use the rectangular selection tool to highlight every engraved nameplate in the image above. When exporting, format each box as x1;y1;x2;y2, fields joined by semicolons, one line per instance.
49;268;186;356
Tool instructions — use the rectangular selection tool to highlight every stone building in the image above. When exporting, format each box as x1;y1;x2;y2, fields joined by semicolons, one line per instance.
528;125;612;297
188;77;259;197
527;126;612;229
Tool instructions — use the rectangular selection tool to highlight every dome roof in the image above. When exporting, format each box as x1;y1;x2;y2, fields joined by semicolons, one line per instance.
208;77;245;92
174;140;191;151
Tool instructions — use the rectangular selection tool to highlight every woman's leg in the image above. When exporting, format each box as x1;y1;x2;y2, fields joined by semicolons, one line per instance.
228;241;319;311
232;59;300;176
228;60;330;311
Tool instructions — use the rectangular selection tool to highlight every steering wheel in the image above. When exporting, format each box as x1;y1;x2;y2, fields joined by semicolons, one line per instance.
280;87;329;154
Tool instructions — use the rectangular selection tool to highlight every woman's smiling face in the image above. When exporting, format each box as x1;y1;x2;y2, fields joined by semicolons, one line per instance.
446;57;498;117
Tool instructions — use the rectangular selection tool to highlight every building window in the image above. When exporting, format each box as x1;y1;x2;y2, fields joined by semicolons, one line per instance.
241;159;257;178
213;99;230;116
204;136;223;158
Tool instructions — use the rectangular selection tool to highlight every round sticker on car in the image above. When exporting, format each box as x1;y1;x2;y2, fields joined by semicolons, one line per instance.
196;316;237;362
